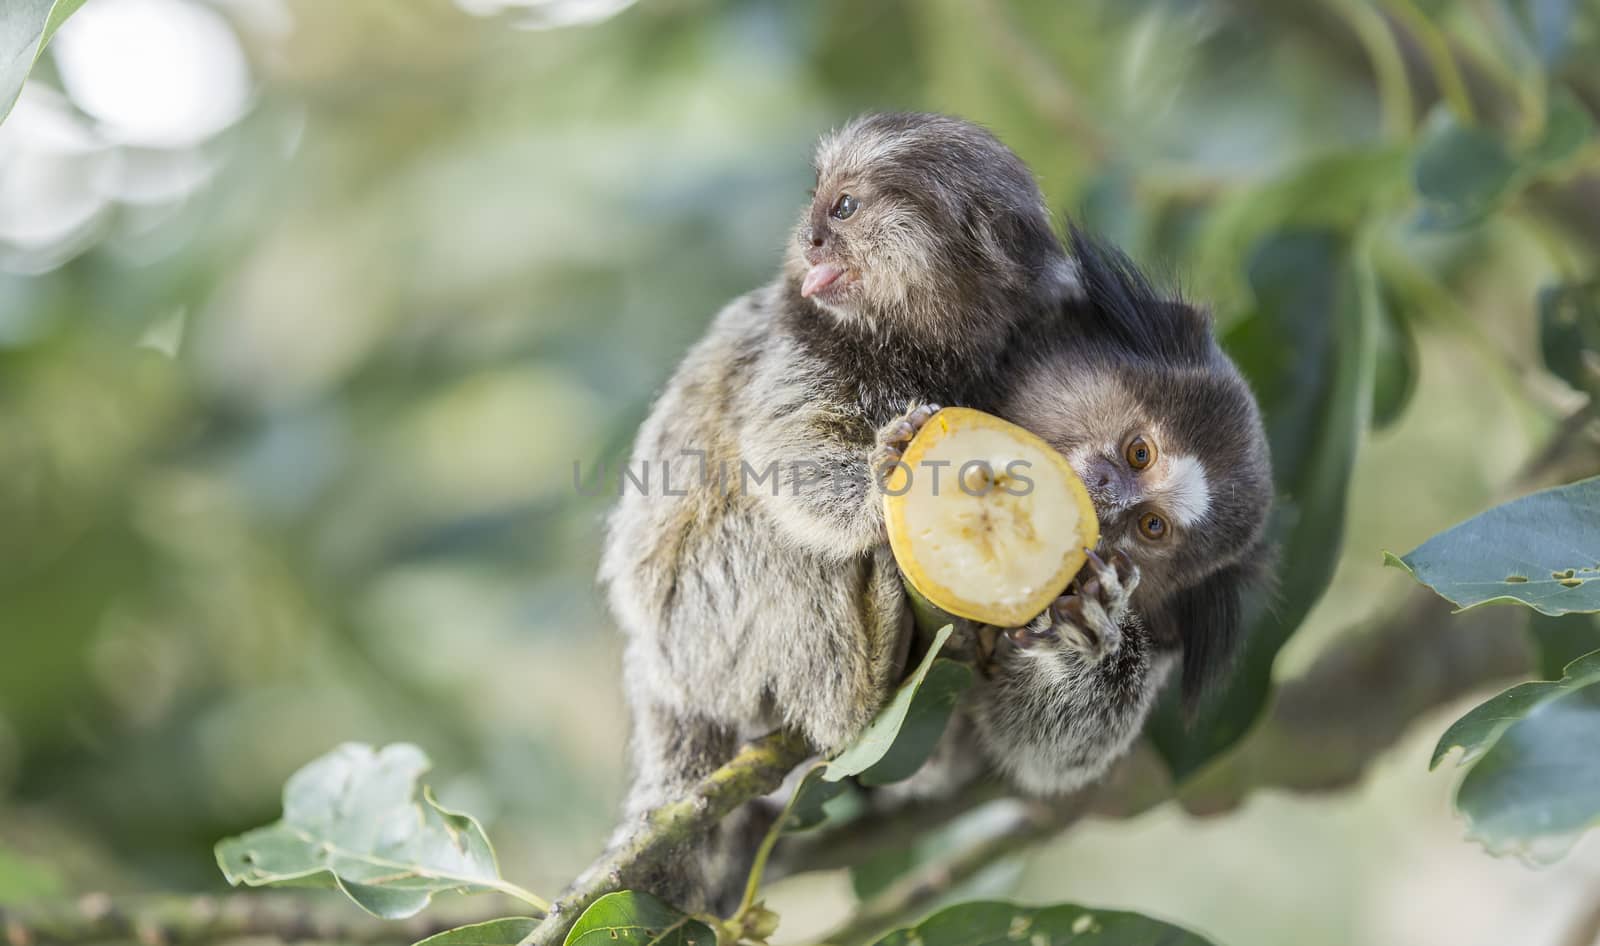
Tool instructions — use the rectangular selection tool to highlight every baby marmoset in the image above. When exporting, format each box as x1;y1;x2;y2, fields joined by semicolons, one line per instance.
598;112;1075;908
912;230;1274;798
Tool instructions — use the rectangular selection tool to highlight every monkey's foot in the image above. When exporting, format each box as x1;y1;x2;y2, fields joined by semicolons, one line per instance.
1008;549;1139;664
871;402;942;480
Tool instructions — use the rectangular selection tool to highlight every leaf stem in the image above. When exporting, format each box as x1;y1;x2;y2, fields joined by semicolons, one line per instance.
1333;0;1414;140
494;881;553;914
729;762;828;930
1379;0;1476;123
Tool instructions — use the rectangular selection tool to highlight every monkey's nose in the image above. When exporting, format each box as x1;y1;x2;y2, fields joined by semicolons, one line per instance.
808;229;824;248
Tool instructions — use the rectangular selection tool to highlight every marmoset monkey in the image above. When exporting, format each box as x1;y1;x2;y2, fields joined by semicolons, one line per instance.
884;231;1274;798
598;113;1075;909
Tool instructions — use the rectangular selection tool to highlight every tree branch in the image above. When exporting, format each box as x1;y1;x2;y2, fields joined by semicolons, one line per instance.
817;796;1091;946
1179;585;1533;812
524;729;813;946
0;892;467;946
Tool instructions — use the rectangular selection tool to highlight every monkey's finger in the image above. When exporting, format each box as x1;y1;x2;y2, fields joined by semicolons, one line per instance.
1112;551;1141;597
1050;594;1084;626
889;420;919;443
1075;595;1120;658
1006;623;1058;649
903;403;941;433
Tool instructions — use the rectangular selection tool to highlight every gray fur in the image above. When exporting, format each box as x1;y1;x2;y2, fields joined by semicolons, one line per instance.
598;113;1071;911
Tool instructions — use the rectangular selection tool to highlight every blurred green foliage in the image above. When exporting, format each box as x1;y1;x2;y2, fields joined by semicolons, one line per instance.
2;1;1600;940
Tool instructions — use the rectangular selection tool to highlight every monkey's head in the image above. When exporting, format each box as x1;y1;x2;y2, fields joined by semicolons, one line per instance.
787;113;1070;342
1006;231;1275;711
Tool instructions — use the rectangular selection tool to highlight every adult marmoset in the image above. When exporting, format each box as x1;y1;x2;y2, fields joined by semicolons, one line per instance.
597;113;1075;908
893;230;1274;799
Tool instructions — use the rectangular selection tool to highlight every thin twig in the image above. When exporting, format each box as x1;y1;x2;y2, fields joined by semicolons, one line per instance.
817;796;1091;946
1380;0;1476;122
1334;0;1415;139
774;781;1009;880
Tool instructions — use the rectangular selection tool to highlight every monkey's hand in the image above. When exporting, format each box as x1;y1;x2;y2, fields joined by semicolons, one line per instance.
1007;549;1139;664
870;402;942;484
970;547;1167;797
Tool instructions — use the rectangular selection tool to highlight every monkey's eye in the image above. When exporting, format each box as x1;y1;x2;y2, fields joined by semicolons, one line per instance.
1138;512;1168;541
831;193;859;220
1125;435;1156;471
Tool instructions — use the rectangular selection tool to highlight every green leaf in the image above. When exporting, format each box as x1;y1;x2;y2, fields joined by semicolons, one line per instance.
415;919;541;946
1413;109;1519;229
824;623;973;786
1386;476;1600;616
1432;650;1600;769
871;900;1215;946
1149;229;1375;780
214;743;545;919
1;0;89;126
1538;281;1600;397
781;765;850;833
1435;650;1600;862
1527;88;1596;169
562;891;715;946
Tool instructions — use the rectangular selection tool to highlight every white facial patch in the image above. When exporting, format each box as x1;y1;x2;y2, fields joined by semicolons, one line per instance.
1159;454;1212;527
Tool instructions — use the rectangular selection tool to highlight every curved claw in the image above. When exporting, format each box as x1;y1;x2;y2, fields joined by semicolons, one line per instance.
1006;622;1057;649
1050;594;1084;625
1110;549;1134;584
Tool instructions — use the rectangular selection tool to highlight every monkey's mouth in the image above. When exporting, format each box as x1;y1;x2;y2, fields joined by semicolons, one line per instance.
800;261;855;300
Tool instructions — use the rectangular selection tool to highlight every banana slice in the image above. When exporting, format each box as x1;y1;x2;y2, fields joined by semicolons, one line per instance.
883;407;1099;628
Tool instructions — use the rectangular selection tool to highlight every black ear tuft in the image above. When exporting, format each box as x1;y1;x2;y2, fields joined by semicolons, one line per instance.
1157;540;1276;720
1066;225;1214;367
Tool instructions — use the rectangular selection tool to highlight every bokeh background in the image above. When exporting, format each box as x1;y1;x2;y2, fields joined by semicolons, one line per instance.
3;1;1600;944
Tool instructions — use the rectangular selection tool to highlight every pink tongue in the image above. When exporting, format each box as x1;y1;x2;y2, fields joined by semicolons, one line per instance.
801;262;845;298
